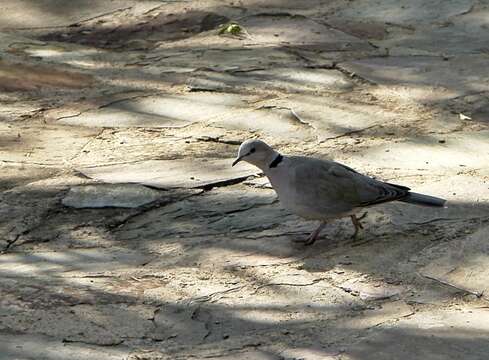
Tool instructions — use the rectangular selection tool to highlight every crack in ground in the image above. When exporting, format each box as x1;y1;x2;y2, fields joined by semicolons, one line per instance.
62;338;124;347
420;273;486;299
67;6;134;27
255;105;315;131
0;159;65;167
68;128;106;163
334;62;379;86
55;92;164;123
191;306;213;341
194;136;242;146
250;277;329;295
189;285;248;305
110;190;203;231
406;215;489;226
319;124;380;142
198;343;263;359
1;205;66;254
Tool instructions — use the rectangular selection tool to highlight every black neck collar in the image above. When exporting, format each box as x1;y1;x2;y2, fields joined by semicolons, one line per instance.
268;154;283;168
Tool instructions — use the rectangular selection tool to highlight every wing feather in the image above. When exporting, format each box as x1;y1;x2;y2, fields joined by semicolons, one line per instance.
291;157;409;211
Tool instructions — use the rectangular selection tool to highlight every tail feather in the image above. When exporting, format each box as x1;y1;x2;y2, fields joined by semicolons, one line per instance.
400;192;447;207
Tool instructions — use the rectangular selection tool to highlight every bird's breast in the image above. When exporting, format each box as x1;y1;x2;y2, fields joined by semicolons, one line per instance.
266;167;300;211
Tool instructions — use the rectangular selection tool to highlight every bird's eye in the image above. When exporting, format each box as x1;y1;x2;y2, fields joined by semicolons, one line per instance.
249;148;256;154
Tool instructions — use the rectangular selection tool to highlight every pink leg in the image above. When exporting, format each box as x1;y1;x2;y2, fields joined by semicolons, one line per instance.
350;214;365;239
300;221;327;246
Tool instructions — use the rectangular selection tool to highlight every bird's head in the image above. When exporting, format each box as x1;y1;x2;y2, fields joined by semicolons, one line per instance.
232;139;279;170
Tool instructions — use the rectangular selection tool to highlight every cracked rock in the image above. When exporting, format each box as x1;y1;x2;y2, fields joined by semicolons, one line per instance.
341;301;413;329
0;249;152;277
188;67;354;94
147;47;300;73
271;94;394;141
118;186;279;241
334;0;474;25
0;332;130;360
419;224;489;300
152;305;208;343
240;14;372;51
0;60;93;92
343;305;489;360
340;56;489;101
58;93;247;128
204;350;282;359
78;158;258;189
339;279;403;301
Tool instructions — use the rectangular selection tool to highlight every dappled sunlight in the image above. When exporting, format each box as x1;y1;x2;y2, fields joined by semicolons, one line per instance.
370;84;460;104
344;310;489;359
0;122;99;165
0;0;142;29
0;248;151;277
0;60;93;92
15;44;108;70
1;0;489;358
354;130;489;171
0;332;130;360
1;183;489;357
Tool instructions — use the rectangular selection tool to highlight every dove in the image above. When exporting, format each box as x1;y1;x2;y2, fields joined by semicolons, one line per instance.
232;139;446;245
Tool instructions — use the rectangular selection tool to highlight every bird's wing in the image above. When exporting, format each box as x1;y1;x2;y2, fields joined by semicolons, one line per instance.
291;157;409;210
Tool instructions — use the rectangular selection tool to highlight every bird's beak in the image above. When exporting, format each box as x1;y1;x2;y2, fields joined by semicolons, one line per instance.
232;156;243;167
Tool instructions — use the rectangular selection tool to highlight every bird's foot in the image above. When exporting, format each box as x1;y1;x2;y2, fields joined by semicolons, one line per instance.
293;234;319;246
357;211;368;221
350;213;367;240
293;221;327;246
351;228;365;241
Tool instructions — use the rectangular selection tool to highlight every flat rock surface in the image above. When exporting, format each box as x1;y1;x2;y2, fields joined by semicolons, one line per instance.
79;158;258;189
0;1;161;29
270;94;397;141
340;56;489;101
335;0;474;25
59;93;248;128
0;249;153;277
419;225;489;299
0;332;130;360
240;14;372;50
343;306;489;360
0;1;488;359
187;67;354;94
62;183;163;208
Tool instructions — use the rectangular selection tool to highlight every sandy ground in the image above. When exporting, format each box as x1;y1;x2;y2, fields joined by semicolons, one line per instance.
1;1;489;359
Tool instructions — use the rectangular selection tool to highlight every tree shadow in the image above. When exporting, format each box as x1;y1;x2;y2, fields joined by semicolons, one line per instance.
1;180;488;357
1;0;489;358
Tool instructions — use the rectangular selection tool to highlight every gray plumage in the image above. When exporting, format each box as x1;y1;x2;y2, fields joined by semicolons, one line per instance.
233;139;447;245
400;192;446;207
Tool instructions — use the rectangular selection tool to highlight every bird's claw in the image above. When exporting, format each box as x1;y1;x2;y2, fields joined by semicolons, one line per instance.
293;235;318;246
357;211;368;221
351;229;365;241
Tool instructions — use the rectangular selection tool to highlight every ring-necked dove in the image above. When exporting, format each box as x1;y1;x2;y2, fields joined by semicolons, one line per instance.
232;139;446;245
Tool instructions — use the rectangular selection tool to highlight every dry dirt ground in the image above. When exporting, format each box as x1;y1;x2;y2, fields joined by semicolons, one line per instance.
1;1;489;359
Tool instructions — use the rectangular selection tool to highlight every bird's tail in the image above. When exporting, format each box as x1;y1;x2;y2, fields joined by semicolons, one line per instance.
400;192;447;207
